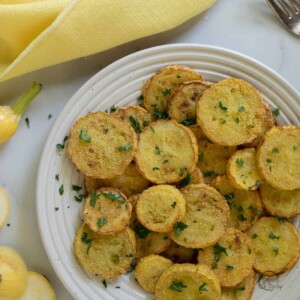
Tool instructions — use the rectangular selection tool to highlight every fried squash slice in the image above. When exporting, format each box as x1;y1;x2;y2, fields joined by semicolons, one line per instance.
135;120;198;184
168;80;212;125
84;162;149;197
169;184;229;249
143;65;203;116
114;105;152;134
83;188;131;235
246;217;300;276
197;78;266;146
260;183;300;218
197;228;254;287
67;112;137;178
257;126;300;190
155;263;221;300
211;176;262;232
221;270;256;300
135;255;173;293
227;148;263;191
136;185;186;233
74;224;136;280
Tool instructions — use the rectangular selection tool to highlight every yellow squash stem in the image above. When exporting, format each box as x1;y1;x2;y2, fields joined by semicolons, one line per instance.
11;82;42;116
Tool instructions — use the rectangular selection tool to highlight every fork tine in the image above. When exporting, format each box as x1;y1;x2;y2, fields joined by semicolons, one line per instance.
277;0;294;16
267;0;291;21
287;0;300;11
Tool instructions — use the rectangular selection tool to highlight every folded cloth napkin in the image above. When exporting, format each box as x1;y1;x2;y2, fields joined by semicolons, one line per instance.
0;0;216;83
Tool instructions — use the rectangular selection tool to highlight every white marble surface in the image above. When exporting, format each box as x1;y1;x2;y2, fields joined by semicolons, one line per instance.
0;0;299;299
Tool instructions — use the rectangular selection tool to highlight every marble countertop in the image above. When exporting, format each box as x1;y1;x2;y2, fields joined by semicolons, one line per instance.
0;0;299;299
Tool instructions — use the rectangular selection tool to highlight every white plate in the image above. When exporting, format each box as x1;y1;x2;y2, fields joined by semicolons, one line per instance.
37;44;300;300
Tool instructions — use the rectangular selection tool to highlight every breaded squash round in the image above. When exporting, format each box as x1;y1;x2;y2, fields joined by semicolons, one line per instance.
83;188;131;235
168;80;212;125
114;105;152;134
136;185;186;233
227;148;263;191
155;263;221;300
246;217;300;276
197;78;266;146
257;126;300;190
67;112;137;178
135;255;173;293
84;163;149;197
211;176;262;232
143;65;203;116
74;224;136;280
161;241;197;264
221;270;256;300
135;120;198;184
130;207;171;258
197;228;254;287
260;184;300;218
169;184;229;249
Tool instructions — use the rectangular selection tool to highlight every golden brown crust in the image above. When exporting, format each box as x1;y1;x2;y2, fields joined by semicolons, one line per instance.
135;255;173;293
155;264;221;300
67;112;137;179
197;78;266;146
135;120;198;184
168;80;212;124
257;126;300;190
74;224;136;280
197;228;254;287
136;185;186;233
246;217;300;276
168;184;229;248
83;188;131;235
143;65;203;115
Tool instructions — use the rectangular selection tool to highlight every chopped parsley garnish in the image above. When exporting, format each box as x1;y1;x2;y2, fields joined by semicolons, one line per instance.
55;174;59;181
81;232;92;254
211;261;218;269
273;247;279;256
153;107;169;120
59;184;64;196
109;105;118;113
235;117;240;123
125;253;134;257
179;173;191;187
101;192;126;204
181;118;196;126
119;145;132;151
129;116;142;134
155;146;161;154
74;194;86;202
224;193;235;200
162;88;172;96
252;233;258;239
272;147;279;153
236;158;244;167
72;185;82;191
239;106;245;112
248;180;261;190
266;159;272;163
25;117;30;128
179;167;187;176
112;254;120;264
220;118;226;124
250;207;260;215
168;281;187;292
212;243;228;269
142;120;149;127
173;222;188;236
134;225;151;239
226;265;234;271
198;153;204;162
272;108;280;116
55;207;59;211
204;171;218;177
171;202;177;208
176;74;181;78
199;283;208;294
219;101;228;112
79;129;91;143
126;262;137;274
137;94;144;101
48;114;52;119
103;127;109;133
102;280;107;288
277;217;285;222
235;285;246;292
153;167;160;171
90;189;101;207
238;214;247;221
97;218;108;228
269;232;279;240
56;136;68;149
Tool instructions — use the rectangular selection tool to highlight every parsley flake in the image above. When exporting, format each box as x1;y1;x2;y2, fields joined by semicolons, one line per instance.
72;185;82;192
155;146;161;154
252;233;258;239
173;222;188;236
137;94;144;101
236;158;244;167
204;171;218;177
162;89;172;96
152;167;160;171
179;173;191;187
169;281;187;292
235;117;240;123
272;108;280;116
219;101;228;112
272;147;280;153
25;117;30;128
199;283;208;294
273;247;279;256
198;153;204;162
55;174;59;181
56;136;68;149
269;232;279;240
134;225;151;239
171;202;177;208
74;194;86;203
181;118;196;126
79;129;91;143
97;218;107;228
266;159;272;164
226;265;234;271
81;232;92;254
179;167;187;176
102;280;107;288
48;114;52;119
239;106;245;112
224;193;235;200
119;145;132;151
101;192;126;204
59;184;64;196
90;189;101;207
129;116;142;134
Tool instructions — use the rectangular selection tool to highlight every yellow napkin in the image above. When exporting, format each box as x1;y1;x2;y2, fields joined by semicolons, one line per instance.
0;0;216;83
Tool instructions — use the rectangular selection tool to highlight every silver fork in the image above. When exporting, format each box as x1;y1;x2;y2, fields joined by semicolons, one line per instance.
267;0;300;37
